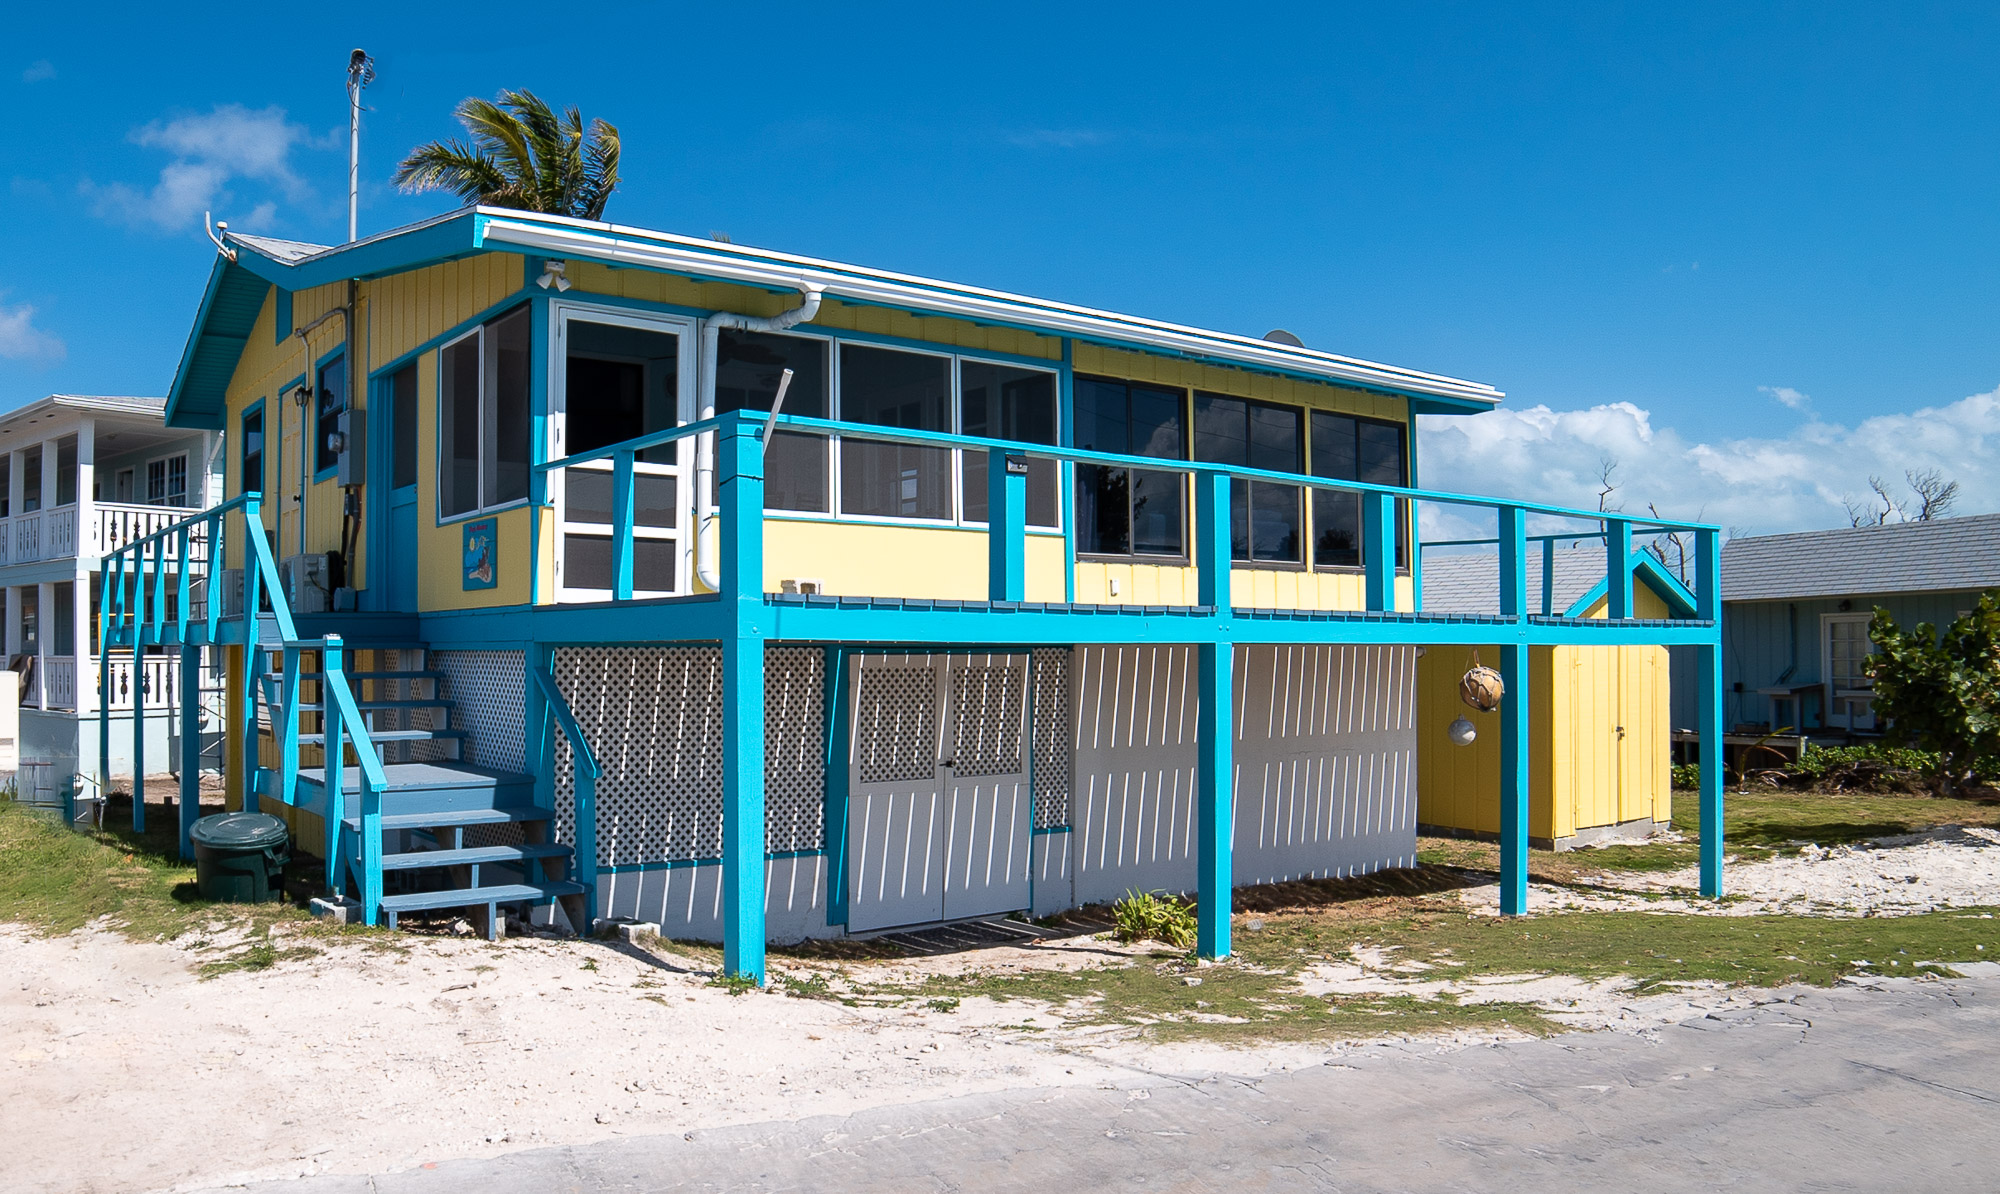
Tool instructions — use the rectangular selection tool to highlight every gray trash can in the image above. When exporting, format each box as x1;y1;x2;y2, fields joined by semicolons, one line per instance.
189;812;290;903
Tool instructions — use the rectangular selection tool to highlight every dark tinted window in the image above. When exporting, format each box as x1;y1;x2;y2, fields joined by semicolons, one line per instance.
716;330;829;513
390;364;417;490
241;408;264;495
1074;377;1187;557
1309;411;1407;569
315;352;347;475
1194;393;1302;563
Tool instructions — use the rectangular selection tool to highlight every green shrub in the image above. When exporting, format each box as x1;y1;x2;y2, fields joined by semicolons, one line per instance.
1787;743;1938;792
1112;889;1197;949
1671;762;1701;790
1868;593;2000;796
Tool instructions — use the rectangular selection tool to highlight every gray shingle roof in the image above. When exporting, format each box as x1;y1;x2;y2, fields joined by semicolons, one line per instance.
1721;513;2000;602
229;233;327;264
1420;544;1612;615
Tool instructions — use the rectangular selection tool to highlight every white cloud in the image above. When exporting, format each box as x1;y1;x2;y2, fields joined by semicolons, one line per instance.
0;300;65;365
84;104;317;231
1418;387;2000;540
22;60;55;84
1760;385;1811;410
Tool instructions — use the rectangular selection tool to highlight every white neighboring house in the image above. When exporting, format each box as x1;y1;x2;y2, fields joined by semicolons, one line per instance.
0;395;225;804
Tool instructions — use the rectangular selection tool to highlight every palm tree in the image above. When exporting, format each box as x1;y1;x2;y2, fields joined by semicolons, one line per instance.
394;89;620;220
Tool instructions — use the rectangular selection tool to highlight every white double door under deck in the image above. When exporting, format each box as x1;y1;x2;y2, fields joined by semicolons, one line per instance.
847;653;1033;932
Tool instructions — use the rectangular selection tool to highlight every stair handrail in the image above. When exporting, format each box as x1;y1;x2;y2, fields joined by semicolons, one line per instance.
529;665;600;928
297;634;390;923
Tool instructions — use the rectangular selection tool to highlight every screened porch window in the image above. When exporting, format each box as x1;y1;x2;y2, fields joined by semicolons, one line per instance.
1309;412;1407;570
440;307;531;518
1194;393;1302;563
715;330;829;513
838;344;953;520
558;313;683;593
959;361;1060;529
1074;377;1186;557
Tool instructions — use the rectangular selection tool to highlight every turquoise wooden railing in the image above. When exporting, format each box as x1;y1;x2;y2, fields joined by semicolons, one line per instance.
533;411;1720;621
529;664;601;926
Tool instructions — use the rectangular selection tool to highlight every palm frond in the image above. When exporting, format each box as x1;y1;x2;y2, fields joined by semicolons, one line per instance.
579;118;620;220
396;89;622;217
455;96;537;198
391;140;509;206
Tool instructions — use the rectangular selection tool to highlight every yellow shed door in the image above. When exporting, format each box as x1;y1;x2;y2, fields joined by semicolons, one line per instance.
1563;644;1668;834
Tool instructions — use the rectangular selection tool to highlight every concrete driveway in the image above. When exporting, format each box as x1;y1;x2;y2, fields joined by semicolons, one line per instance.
206;973;2000;1193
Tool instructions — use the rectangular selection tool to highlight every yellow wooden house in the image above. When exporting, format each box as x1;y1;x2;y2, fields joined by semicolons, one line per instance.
1415;544;1693;848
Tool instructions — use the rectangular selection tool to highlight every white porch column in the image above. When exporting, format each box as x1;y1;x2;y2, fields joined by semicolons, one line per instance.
35;579;50;710
3;583;15;663
75;418;96;716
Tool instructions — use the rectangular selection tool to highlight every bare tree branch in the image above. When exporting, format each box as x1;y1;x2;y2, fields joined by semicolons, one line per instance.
1906;468;1960;521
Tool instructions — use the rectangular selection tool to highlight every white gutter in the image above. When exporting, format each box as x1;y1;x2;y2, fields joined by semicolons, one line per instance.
476;216;1503;406
692;285;824;592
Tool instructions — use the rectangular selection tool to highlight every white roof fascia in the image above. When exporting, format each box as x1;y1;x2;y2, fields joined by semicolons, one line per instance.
474;213;1506;407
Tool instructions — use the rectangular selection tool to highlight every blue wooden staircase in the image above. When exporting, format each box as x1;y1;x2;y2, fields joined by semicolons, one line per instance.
259;642;588;939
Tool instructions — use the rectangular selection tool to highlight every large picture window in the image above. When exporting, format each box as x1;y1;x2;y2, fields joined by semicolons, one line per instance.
838;344;953;520
440;307;531;519
1194;393;1302;563
959;360;1060;528
146;453;189;507
715;330;829;513
1074;377;1186;557
1309;411;1407;570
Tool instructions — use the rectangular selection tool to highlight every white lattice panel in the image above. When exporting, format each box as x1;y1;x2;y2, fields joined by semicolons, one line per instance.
950;663;1024;777
1031;648;1071;830
854;666;939;785
432;650;527;771
552;646;826;867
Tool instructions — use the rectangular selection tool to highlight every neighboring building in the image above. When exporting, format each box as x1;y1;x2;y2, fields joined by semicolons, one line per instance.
117;206;1725;979
0;395;224;804
1415;543;1690;848
1669;514;2000;737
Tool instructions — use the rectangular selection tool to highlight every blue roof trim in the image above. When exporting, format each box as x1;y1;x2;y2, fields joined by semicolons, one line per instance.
1562;555;1700;619
229;210;483;289
164;256;270;430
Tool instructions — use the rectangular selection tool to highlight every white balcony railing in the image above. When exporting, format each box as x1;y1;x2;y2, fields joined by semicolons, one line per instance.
95;502;207;557
102;654;176;711
41;658;75;709
0;503;205;566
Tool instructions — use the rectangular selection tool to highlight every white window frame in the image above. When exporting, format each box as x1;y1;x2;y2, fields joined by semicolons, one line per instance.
1821;612;1877;731
548;302;698;601
438;308;534;522
145;452;190;508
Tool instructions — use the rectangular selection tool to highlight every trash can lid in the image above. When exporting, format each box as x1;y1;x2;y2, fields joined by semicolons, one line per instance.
189;811;289;850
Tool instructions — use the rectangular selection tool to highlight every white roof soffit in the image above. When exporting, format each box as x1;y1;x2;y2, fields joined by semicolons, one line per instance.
476;214;1505;407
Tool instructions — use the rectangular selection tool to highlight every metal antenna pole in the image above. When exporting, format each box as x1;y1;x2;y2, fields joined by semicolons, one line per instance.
346;50;375;243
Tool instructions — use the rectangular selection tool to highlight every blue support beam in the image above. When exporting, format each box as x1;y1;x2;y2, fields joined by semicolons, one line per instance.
1363;491;1396;611
720;424;769;984
611;450;636;602
1499;641;1529;916
178;644;201;859
987;447;1027;603
1605;517;1633;620
822;647;852;927
1695;527;1724;898
1196;472;1232;611
132;544;147;834
1498;505;1528;619
1196;640;1234;959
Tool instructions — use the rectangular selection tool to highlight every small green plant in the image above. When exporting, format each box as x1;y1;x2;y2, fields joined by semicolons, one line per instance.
925;996;961;1013
1671;762;1701;790
1113;889;1198;950
706;971;759;996
778;970;836;1000
579;958;599;971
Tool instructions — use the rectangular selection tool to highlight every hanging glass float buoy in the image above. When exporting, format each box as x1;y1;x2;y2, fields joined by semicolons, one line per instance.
1447;715;1478;746
1460;649;1505;713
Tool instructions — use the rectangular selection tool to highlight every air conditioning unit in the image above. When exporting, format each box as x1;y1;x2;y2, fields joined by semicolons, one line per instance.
214;569;245;619
283;554;331;614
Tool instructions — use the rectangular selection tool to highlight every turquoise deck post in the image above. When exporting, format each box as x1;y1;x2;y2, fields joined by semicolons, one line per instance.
98;553;115;812
1497;505;1529;916
720;419;769;984
611;450;635;601
240;527;263;814
1605;517;1633;619
322;635;347;896
1695;527;1725;897
1195;470;1234;959
1362;490;1396;611
178;643;201;859
131;539;147;834
987;447;1027;602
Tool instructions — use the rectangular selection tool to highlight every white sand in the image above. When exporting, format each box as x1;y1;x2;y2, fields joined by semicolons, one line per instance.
9;826;1997;1194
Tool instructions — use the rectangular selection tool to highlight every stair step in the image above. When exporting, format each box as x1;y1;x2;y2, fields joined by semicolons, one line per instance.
347;806;548;832
298;699;454;712
301;761;535;794
378;843;573;871
378;880;586;915
301;728;467;744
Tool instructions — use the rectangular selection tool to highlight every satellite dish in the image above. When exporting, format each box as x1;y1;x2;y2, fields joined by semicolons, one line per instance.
1263;329;1304;347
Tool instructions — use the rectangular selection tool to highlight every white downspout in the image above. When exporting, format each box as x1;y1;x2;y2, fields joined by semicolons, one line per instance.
692;284;823;593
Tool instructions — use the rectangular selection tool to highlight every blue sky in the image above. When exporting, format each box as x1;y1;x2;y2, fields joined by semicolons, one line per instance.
3;4;1997;533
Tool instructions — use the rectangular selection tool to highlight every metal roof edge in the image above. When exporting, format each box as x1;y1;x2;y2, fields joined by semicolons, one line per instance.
164;255;248;431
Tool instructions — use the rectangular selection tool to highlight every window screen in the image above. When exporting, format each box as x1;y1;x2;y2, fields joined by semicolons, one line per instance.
960;361;1060;529
1309;411;1407;570
1194;393;1302;563
1074;377;1186;556
838;344;952;520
